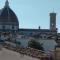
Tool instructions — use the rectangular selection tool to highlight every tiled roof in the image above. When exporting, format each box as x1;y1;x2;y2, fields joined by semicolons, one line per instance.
19;29;51;32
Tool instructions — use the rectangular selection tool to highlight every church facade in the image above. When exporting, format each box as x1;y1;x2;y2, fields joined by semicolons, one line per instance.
0;0;60;51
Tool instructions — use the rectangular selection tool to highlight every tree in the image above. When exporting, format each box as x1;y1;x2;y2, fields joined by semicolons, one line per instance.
28;39;44;51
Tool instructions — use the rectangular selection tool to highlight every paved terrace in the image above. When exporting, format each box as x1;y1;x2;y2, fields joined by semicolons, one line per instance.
1;41;54;60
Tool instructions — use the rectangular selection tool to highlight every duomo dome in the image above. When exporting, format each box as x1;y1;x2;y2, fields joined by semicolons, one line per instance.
0;0;19;31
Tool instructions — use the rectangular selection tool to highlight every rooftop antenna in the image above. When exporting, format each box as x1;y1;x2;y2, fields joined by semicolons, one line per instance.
52;8;57;15
53;8;55;13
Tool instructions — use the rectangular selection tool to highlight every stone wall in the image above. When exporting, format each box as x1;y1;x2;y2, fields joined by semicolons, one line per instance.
55;47;60;60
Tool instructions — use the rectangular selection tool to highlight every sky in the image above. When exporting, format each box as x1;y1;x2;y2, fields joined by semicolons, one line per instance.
0;0;60;32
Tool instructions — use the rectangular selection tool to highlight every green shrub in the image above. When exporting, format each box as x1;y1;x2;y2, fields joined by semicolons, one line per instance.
15;40;21;45
28;39;44;51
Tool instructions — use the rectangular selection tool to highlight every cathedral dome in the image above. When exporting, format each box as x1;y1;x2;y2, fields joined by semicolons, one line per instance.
0;0;19;31
0;0;19;26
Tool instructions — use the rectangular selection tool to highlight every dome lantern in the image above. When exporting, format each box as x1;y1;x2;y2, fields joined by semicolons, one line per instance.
5;0;9;7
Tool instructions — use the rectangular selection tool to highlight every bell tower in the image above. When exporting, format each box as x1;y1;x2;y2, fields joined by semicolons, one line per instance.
50;13;56;31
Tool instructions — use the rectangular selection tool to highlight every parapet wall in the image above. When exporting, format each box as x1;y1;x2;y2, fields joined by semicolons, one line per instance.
3;42;54;60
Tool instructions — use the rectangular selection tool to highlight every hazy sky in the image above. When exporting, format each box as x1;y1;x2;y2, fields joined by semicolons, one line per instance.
0;0;60;32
